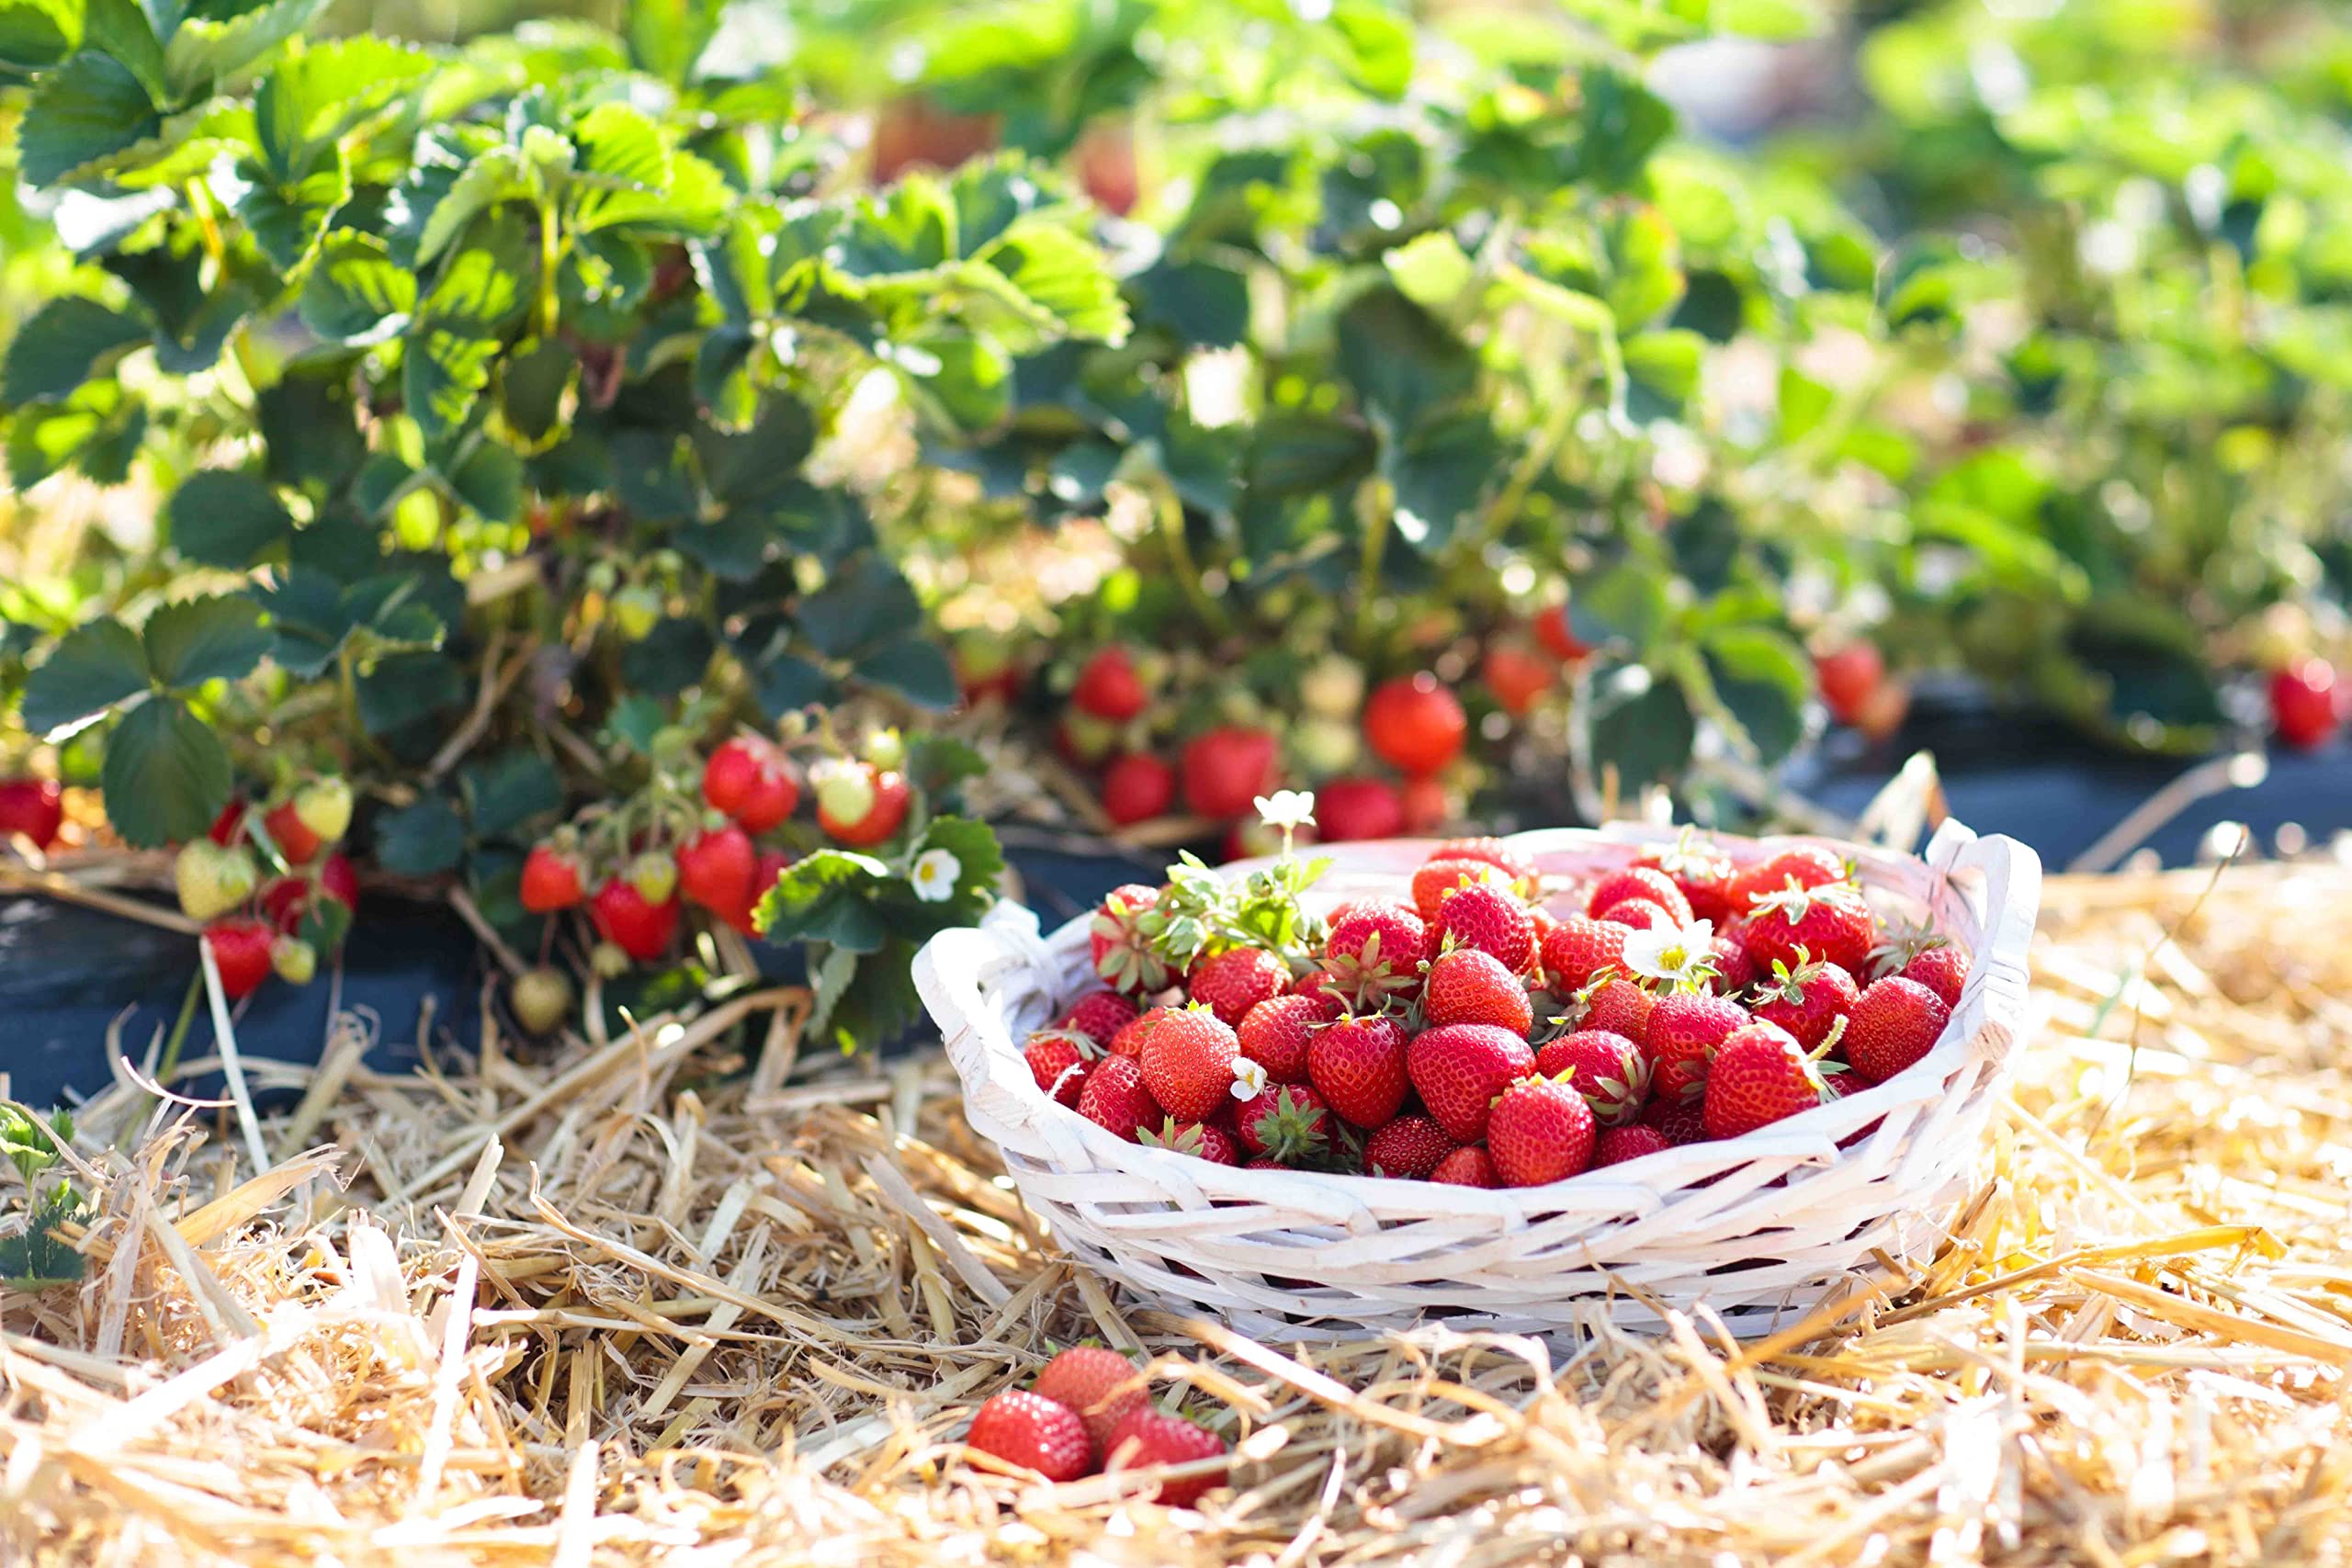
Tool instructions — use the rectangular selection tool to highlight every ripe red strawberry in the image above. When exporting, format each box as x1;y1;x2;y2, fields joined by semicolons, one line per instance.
1541;917;1628;993
1724;845;1848;913
0;778;64;850
1487;1077;1597;1187
1430;1145;1498;1187
1188;945;1290;1026
1138;1005;1242;1122
1078;1055;1163;1140
520;842;586;912
1534;604;1591;662
1708;928;1758;995
1638;835;1736;922
1585;866;1691;925
1410;858;1511;923
703;737;798;831
1432;883;1538;973
1363;673;1465;776
2270;658;2342;750
1702;1021;1833;1139
1233;1083;1332;1162
1533;1030;1649;1126
1594;897;1675;931
1399;775;1449;833
1896;942;1969;1009
1244;1156;1291;1170
1363;1115;1457;1179
1482;639;1558;716
1407;1023;1536;1143
1314;776;1407;841
1180;727;1280;819
1139;1116;1240;1165
1743;879;1874;978
1321;901;1428;1009
205;919;275;999
590;879;679;962
677;823;757;918
1057;989;1141;1045
1642;1098;1711;1146
817;764;910;846
263;852;361;935
1577;975;1654;1046
1102;753;1177;826
1593;1123;1673;1167
261;799;322;865
1844;976;1951;1084
1307;1013;1410;1129
1091;884;1170;994
1646;991;1748;1108
1428;837;1538;887
1237;994;1327;1083
1072;645;1148;720
1104;1407;1227;1506
1025;1031;1098;1108
1033;1347;1147;1459
1815;643;1886;727
1748;955;1859;1050
1421;948;1534;1034
967;1390;1091;1483
1110;1005;1173;1058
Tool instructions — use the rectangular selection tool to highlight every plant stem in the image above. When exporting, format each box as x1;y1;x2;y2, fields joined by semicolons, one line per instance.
537;197;562;340
153;969;205;1091
1155;481;1231;637
1353;487;1390;656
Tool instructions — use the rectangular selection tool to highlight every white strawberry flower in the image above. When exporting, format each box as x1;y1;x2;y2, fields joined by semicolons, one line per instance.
1622;919;1719;987
1253;790;1317;831
1230;1057;1268;1100
909;847;961;903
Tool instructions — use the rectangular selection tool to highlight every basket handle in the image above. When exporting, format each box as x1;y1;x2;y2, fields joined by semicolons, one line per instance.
912;908;1064;1127
1925;821;2041;1067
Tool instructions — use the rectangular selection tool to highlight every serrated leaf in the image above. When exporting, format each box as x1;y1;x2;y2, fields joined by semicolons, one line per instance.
1383;231;1476;311
2;297;148;404
968;222;1130;347
459;748;560;840
414;144;528;265
405;210;532;438
1337;286;1476;430
797;555;920;658
6;380;146;488
234;147;350;272
753;848;892;953
836;175;956;276
0;1187;86;1287
750;650;829;719
167;468;291;568
444;439;522;522
618;616;715;697
101;694;230;845
1329;0;1413;98
854;638;956;709
1568;559;1670;654
20;617;149;735
571;100;668;190
373;795;466;874
142;593;269;688
356;651;464;735
253;34;432;182
17;50;158;186
300;231;416;344
693;393;812;503
900;814;1001;927
161;0;324;104
571;147;729;236
1703;626;1810;764
0;0;81;71
1587;668;1694;792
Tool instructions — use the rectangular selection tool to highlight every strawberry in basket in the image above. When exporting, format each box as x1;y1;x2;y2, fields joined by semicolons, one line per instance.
1042;795;1972;1190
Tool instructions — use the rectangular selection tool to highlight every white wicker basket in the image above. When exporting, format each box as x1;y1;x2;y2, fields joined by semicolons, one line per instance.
913;818;2040;1340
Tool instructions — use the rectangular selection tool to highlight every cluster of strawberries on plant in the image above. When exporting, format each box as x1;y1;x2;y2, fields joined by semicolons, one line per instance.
1022;817;1970;1187
171;779;360;1000
962;1344;1227;1502
1027;610;1596;848
508;730;917;1021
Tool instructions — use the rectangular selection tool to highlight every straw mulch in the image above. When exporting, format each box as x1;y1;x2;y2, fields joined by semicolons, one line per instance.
5;858;2351;1566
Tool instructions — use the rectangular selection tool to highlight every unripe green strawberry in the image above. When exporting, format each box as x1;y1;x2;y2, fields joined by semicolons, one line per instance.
270;935;317;987
292;777;353;844
611;585;662;640
810;758;877;826
591;941;631;978
176;840;258;922
512;965;575;1035
1292;716;1362;776
865;728;906;771
1300;654;1364;719
628;852;678;905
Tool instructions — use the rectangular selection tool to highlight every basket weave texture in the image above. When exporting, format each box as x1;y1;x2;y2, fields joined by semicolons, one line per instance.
913;819;2041;1339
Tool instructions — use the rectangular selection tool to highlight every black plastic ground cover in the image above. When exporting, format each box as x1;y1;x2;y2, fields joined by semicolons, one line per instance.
6;736;2346;1108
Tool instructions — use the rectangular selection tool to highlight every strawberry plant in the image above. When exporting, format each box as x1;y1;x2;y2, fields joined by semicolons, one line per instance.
0;7;1129;1028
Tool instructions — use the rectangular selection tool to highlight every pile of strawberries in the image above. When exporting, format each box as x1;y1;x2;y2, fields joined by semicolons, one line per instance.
963;1346;1228;1502
1021;822;1968;1187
